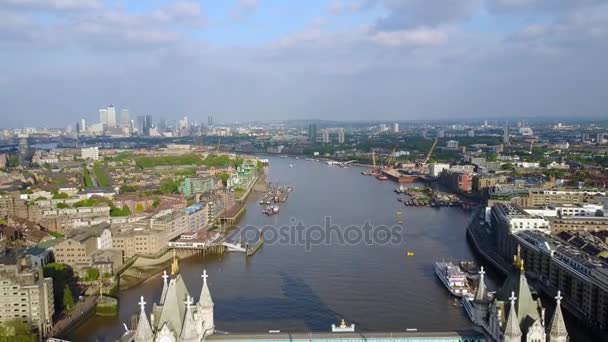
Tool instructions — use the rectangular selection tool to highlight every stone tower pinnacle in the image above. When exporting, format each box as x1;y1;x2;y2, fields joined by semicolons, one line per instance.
548;291;569;342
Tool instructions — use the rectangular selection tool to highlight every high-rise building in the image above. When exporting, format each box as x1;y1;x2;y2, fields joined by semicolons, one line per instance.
121;109;130;126
437;129;445;138
392;123;399;133
99;108;108;126
337;128;345;144
321;129;329;144
308;123;317;143
137;115;153;136
107;105;117;128
503;125;509;144
81;147;99;161
208;115;213;126
0;258;55;337
80;118;86;133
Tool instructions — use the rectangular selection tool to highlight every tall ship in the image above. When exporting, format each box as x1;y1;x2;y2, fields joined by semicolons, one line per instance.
434;261;471;297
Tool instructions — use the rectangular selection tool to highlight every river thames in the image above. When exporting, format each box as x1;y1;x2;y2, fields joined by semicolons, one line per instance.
67;156;588;341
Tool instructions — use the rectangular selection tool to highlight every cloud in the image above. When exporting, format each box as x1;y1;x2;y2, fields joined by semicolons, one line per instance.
0;0;101;11
368;27;447;46
329;0;375;14
485;0;605;14
374;0;482;30
232;0;258;19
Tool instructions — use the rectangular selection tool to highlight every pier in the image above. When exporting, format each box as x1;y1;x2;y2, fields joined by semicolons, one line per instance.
246;233;264;257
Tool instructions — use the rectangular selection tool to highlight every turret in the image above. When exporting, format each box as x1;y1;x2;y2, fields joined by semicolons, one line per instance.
548;291;569;342
180;296;199;342
197;269;214;336
133;296;154;342
503;291;522;342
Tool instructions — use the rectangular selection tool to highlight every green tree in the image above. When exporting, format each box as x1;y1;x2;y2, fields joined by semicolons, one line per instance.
52;192;69;199
85;268;99;281
152;198;161;208
159;178;179;194
217;172;230;186
135;203;145;212
63;285;74;311
43;263;78;313
0;320;36;342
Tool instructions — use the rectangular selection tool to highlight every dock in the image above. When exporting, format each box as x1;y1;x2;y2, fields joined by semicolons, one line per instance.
246;233;264;257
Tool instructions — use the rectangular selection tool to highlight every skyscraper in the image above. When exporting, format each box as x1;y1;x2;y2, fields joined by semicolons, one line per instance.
99;108;108;126
18;134;29;165
121;109;130;127
337;128;345;144
308;123;317;143
392;123;399;133
107;105;117;127
208;115;213;126
322;129;329;144
80;118;86;132
503;125;509;144
136;115;153;136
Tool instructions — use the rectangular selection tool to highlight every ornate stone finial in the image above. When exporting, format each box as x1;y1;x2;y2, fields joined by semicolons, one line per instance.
202;269;208;284
139;296;147;313
185;295;193;311
509;291;517;306
479;266;485;277
513;245;524;270
171;249;179;276
555;290;563;305
340;319;346;328
162;270;169;284
520;259;525;272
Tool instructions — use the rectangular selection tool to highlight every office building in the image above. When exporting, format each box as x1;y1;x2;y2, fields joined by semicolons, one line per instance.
322;129;329;144
337;128;345;144
392;123;399;133
107;105;117;128
121;109;130;127
503;125;509;144
99;108;108;126
137;115;153;136
308;123;317;143
446;140;459;149
78;118;86;133
208;115;213;126
81;147;99;161
0;258;55;337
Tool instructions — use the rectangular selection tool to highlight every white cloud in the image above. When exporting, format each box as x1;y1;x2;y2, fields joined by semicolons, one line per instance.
369;27;447;46
0;0;101;11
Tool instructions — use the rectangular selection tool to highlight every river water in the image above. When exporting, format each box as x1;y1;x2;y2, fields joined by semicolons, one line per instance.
69;156;570;341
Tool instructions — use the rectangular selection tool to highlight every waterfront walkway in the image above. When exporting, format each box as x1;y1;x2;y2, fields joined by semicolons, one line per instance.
50;295;98;338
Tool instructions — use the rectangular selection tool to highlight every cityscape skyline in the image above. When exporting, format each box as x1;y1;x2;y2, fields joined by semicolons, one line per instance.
1;1;608;127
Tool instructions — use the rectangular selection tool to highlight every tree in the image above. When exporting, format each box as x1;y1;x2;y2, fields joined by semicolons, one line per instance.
63;285;74;311
85;268;99;281
0;320;36;342
43;263;78;313
159;178;179;194
135;203;145;212
217;172;230;186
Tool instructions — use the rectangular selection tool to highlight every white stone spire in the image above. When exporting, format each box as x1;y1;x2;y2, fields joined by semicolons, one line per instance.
197;269;214;336
503;291;522;342
548;290;569;342
160;269;170;305
133;296;154;342
180;296;199;342
474;266;488;302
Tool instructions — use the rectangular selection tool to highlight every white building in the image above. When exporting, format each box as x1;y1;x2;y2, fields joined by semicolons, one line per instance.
107;105;117;128
392;123;399;133
429;163;450;177
81;147;99;161
337;128;345;144
446;140;459;149
99;108;108;126
322;129;329;144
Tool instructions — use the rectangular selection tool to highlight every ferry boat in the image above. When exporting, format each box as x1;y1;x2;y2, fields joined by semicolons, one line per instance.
434;261;471;297
376;174;389;181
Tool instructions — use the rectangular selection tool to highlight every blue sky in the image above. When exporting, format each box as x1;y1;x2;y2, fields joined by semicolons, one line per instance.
0;0;607;127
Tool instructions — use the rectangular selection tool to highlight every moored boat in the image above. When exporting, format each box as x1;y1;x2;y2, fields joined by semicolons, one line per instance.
434;261;471;297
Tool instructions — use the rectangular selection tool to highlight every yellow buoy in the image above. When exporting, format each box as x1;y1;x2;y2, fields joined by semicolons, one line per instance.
397;220;403;224
407;251;415;256
396;211;402;215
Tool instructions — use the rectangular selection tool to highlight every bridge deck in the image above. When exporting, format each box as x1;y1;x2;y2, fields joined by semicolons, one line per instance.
208;330;486;342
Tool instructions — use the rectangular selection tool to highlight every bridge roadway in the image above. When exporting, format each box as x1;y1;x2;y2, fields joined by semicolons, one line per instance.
207;329;486;342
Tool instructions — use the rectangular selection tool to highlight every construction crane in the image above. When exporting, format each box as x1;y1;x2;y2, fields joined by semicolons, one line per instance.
385;145;398;169
372;149;376;170
216;137;221;153
423;138;439;164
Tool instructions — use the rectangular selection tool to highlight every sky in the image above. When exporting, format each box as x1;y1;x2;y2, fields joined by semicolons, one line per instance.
1;0;607;127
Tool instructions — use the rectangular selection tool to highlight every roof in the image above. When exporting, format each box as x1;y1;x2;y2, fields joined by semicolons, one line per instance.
155;274;191;334
495;269;542;333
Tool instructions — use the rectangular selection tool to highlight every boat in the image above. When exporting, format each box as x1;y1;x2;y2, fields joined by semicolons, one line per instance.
397;220;403;224
289;163;294;168
376;174;388;180
434;261;471;297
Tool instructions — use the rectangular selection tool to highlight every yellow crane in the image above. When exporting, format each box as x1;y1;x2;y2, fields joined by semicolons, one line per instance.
423;138;439;164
